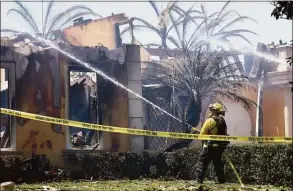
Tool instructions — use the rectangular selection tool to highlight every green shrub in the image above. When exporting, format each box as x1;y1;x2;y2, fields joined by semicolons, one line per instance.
0;153;52;183
1;143;292;187
64;143;292;186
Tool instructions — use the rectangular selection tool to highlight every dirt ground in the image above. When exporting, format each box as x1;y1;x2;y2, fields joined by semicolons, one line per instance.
16;180;291;191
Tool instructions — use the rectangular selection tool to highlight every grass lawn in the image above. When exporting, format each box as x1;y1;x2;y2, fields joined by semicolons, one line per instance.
16;180;291;191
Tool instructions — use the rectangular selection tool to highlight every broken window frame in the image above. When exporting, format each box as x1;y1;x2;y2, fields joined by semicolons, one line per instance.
0;62;16;150
65;64;102;150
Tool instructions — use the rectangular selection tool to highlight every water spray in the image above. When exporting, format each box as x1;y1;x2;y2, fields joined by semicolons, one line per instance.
207;38;287;65
223;153;245;188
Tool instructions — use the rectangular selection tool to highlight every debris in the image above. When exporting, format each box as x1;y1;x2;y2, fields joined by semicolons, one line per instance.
41;186;59;191
71;132;87;147
0;181;15;191
45;168;63;181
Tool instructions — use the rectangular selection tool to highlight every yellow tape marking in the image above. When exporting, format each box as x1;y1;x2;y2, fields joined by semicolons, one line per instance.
1;108;292;143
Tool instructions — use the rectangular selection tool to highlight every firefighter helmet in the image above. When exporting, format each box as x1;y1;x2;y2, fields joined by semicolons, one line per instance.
208;103;223;112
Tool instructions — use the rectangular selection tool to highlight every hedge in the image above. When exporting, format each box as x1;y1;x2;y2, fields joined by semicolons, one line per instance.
1;143;292;187
0;153;52;183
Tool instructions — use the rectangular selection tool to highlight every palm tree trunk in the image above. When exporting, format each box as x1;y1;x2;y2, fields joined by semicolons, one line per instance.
160;36;168;60
162;37;167;49
184;97;202;128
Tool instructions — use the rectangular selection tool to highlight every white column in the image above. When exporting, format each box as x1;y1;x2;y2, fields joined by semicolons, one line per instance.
126;45;144;152
284;87;292;137
0;68;5;82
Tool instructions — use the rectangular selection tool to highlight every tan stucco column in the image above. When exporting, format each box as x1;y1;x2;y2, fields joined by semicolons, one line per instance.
284;87;292;137
126;45;145;152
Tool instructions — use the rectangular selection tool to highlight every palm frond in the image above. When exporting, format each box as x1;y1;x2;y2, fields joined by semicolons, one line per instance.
182;23;191;48
166;0;178;11
56;11;99;31
185;13;220;49
166;15;205;36
172;5;205;29
167;4;207;50
185;8;202;15
209;10;242;35
47;11;100;39
148;0;160;17
0;28;20;33
219;33;252;45
132;17;161;36
167;36;181;49
217;16;258;33
200;4;210;36
215;1;231;21
168;12;182;47
212;90;257;110
43;1;55;35
120;26;131;36
121;24;159;37
7;9;39;32
13;0;39;32
46;5;101;38
213;29;259;36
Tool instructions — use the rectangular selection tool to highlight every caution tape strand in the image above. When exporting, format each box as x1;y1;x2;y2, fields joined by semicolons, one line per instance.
1;108;292;143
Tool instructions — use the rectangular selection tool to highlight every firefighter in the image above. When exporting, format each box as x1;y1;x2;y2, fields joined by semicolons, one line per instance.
195;103;229;184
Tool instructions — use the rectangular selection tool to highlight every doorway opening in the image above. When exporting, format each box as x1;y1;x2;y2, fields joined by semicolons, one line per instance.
68;67;101;149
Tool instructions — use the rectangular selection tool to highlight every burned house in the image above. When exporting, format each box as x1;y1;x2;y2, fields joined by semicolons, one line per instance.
0;34;144;166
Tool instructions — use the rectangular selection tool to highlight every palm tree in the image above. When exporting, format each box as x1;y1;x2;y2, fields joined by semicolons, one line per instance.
121;0;201;49
146;47;256;128
168;1;259;51
1;0;102;39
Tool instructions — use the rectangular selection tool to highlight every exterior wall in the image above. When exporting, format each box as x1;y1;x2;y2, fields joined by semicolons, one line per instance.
241;86;257;135
193;89;255;146
62;14;128;49
1;39;133;165
262;87;285;136
284;87;292;136
100;60;129;152
102;45;144;152
221;99;253;138
1;48;67;167
199;86;284;138
262;45;292;137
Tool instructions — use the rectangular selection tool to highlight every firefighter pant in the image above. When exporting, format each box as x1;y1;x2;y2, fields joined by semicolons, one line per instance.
195;146;226;183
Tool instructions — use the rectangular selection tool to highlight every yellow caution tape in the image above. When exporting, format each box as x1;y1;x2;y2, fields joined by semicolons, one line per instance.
1;108;292;143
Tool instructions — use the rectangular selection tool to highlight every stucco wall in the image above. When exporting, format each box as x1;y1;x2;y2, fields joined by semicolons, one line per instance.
241;86;257;135
1;39;133;165
263;87;285;136
63;14;128;49
0;47;67;167
101;62;129;152
199;85;285;138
